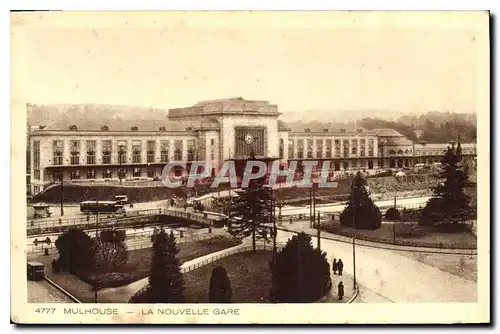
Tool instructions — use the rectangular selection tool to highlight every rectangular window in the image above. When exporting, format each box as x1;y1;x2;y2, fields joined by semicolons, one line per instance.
132;141;142;163
351;140;358;156
279;138;284;159
102;140;112;164
70;140;80;165
133;168;141;178
343;140;349;158
297;139;304;159
187;139;196;161
33;141;40;180
70;170;80;180
86;140;96;165
368;139;374;157
147;170;155;178
160;140;170;162
173;166;183;177
87;169;96;179
288;139;294;159
210;139;215;146
360;139;366;157
334;139;341;157
316;139;323;158
117;141;127;164
102;169;112;179
325;139;332;158
307;139;313;158
147;140;156;163
53;140;64;166
174;140;183;161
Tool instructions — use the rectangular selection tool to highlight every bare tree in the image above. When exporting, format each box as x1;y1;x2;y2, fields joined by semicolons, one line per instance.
95;241;128;273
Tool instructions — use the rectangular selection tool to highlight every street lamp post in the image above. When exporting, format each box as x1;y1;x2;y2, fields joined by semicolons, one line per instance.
352;203;357;290
118;145;125;183
94;205;99;303
316;211;321;251
60;176;64;216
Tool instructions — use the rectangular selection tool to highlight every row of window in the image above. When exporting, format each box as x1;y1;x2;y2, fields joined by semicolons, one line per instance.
288;138;375;159
46;139;216;166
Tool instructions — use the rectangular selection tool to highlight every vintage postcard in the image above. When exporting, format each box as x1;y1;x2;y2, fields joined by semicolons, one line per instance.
11;11;490;324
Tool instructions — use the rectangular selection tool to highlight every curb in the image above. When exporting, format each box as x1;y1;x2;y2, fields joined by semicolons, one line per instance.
44;277;81;304
347;284;359;303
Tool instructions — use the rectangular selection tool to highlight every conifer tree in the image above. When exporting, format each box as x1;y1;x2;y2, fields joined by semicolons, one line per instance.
209;266;232;303
227;151;273;251
147;229;185;303
340;171;382;229
420;142;470;226
270;232;331;302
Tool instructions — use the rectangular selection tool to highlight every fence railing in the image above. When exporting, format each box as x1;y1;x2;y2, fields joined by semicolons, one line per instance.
27;229;221;254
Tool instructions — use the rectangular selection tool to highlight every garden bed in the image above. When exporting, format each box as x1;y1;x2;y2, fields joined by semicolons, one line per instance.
321;221;477;249
37;235;242;302
182;250;274;303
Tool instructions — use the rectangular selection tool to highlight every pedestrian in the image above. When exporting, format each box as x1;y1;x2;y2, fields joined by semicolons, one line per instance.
338;281;344;300
338;259;344;276
332;259;338;275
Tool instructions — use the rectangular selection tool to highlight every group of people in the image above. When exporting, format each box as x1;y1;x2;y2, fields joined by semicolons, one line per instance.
332;258;344;276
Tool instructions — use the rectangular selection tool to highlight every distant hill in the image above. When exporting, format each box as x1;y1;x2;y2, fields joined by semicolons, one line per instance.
27;103;170;128
27;103;476;143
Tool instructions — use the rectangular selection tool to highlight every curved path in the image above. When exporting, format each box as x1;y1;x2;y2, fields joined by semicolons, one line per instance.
276;230;476;303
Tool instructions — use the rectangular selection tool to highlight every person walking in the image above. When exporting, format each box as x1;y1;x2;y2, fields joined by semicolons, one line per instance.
332;259;338;275
338;281;344;300
338;259;344;276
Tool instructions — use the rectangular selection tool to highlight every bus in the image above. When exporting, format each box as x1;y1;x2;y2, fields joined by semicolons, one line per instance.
80;201;123;214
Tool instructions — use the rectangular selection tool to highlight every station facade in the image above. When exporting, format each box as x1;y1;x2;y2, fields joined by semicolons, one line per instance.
28;97;476;194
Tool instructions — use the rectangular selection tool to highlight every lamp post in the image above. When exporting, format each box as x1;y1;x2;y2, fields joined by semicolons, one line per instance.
352;203;357;290
316;211;321;251
94;204;99;303
60;175;64;217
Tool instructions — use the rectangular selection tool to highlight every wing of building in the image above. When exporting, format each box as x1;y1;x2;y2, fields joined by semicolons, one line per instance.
28;98;477;194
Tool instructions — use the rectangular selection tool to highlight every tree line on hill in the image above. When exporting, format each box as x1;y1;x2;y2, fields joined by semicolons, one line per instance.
358;111;477;143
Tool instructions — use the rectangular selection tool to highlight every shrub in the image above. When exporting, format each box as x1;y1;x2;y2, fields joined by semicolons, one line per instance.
55;228;96;274
270;232;331;302
385;207;401;221
209;266;232;303
340;172;382;230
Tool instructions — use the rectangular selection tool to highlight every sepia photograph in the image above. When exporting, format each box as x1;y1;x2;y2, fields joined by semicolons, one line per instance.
10;10;490;324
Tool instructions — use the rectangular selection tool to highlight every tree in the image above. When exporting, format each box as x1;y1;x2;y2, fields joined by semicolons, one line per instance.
420;142;470;226
385;207;401;221
209;266;232;303
340;171;382;229
146;229;185;303
55;228;96;275
270;232;331;302
95;240;128;273
227;152;273;251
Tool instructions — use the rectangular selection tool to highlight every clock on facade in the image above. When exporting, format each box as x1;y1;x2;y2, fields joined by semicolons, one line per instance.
244;133;254;144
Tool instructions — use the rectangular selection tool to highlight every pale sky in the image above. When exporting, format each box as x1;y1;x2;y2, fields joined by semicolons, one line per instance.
11;11;488;115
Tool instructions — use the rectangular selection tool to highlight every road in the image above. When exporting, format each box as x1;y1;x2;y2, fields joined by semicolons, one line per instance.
27;280;74;303
275;230;476;303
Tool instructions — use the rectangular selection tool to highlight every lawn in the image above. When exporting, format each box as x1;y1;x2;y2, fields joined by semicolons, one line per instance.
37;235;242;303
322;221;477;249
182;251;274;303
